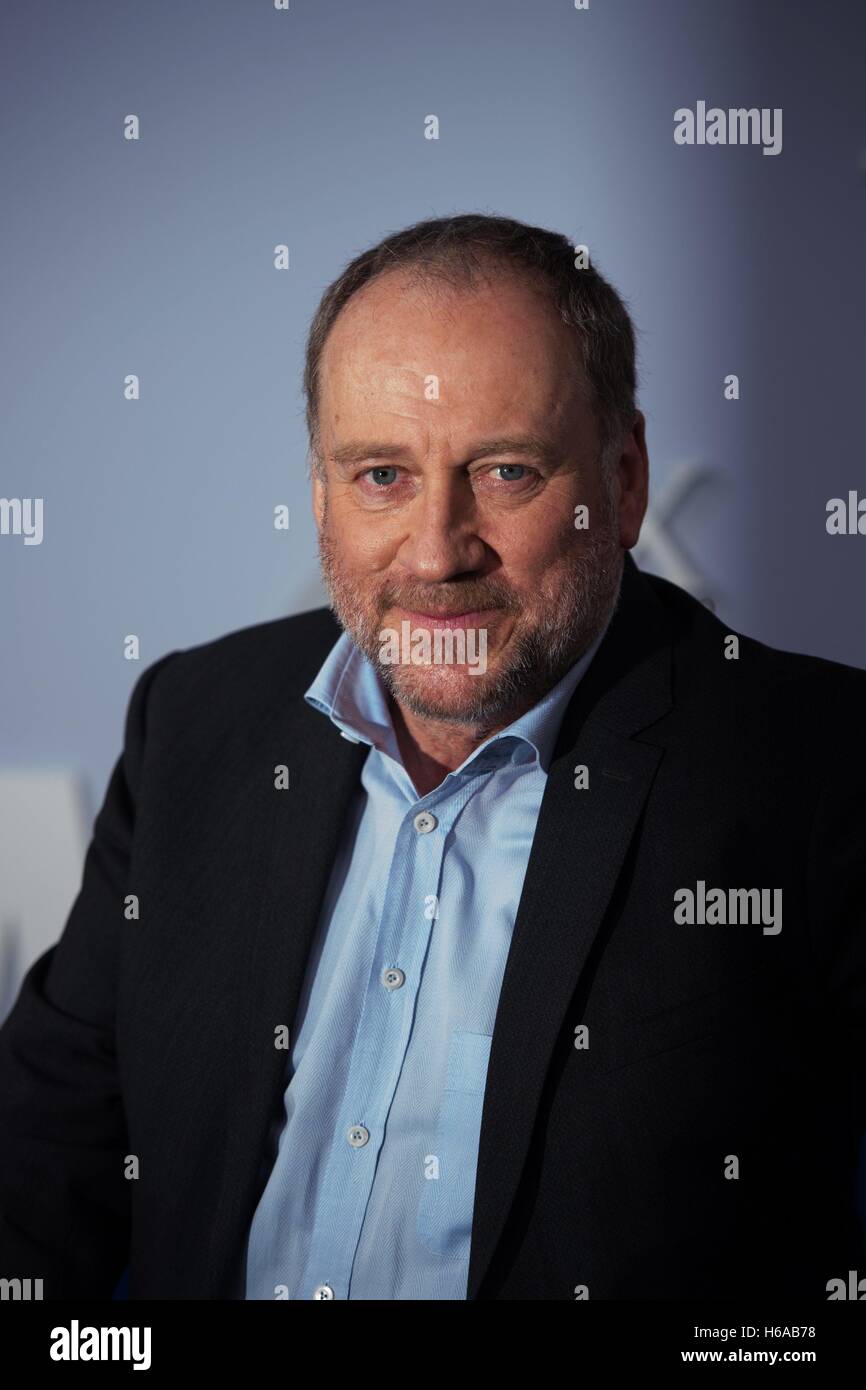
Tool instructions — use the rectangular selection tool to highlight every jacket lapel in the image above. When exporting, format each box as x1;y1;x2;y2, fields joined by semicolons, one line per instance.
467;556;674;1297
205;690;369;1295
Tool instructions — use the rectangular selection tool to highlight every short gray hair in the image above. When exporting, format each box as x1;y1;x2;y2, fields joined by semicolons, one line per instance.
303;212;640;479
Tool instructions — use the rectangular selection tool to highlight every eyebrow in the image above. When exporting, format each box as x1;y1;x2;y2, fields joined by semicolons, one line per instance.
328;435;558;472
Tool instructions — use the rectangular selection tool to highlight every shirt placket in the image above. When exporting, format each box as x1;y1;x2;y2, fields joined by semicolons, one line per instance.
299;769;488;1301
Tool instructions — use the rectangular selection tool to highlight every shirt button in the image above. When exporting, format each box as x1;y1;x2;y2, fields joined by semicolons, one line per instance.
382;966;405;991
413;811;438;834
347;1124;370;1148
312;1283;335;1300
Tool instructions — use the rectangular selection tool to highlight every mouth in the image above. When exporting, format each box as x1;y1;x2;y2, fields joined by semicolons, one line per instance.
394;607;500;630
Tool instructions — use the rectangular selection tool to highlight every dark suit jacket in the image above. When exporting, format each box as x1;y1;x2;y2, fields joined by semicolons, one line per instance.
1;553;865;1300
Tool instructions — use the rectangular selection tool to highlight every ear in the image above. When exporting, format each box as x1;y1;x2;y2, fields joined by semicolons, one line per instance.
615;411;649;550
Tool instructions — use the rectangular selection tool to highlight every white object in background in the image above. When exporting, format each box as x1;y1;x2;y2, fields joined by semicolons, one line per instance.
633;462;718;608
0;770;89;1025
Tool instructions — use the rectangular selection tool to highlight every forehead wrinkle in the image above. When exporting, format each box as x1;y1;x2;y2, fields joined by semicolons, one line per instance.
383;407;430;426
339;361;434;411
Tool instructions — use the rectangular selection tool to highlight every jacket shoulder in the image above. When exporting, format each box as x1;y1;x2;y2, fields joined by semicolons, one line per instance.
639;565;866;720
138;605;344;722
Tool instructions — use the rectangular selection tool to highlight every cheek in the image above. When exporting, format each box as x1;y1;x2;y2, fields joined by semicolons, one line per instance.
327;518;394;574
496;524;575;577
499;490;579;554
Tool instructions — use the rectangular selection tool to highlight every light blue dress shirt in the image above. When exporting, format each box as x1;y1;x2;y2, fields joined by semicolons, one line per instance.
243;618;609;1300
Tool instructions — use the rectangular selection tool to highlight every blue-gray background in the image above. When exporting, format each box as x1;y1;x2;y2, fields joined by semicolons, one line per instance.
3;0;865;815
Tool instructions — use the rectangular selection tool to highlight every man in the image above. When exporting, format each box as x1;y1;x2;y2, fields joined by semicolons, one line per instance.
1;214;864;1300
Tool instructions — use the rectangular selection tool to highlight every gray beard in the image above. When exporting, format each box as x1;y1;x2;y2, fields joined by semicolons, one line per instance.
316;505;624;736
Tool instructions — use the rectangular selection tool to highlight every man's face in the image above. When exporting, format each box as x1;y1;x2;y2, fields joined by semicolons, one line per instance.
312;264;642;731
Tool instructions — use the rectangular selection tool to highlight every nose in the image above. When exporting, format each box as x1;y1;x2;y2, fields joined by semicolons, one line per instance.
394;472;488;583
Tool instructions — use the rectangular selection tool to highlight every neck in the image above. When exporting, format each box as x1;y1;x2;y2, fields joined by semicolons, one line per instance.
387;693;521;797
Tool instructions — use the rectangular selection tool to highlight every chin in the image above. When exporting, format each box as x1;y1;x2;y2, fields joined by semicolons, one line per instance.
386;669;495;719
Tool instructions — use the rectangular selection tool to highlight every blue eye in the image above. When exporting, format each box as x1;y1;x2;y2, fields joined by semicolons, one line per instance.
494;464;526;481
368;467;398;486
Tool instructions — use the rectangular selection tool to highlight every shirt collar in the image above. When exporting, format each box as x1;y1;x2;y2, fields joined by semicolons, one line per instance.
304;610;612;777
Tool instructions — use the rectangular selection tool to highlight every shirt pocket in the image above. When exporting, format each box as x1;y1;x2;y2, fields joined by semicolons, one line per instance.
417;1031;493;1260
